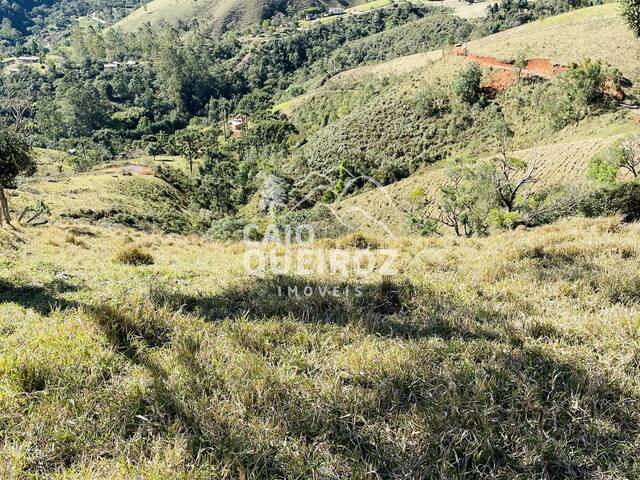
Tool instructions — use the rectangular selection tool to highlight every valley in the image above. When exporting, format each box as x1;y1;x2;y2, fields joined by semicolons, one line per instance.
2;0;640;477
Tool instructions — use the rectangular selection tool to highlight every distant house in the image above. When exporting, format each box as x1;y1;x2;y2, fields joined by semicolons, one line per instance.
103;62;118;70
17;55;38;63
327;7;345;15
229;115;247;137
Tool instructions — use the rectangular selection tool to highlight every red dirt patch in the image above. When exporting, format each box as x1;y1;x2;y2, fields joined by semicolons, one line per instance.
482;70;519;95
122;165;155;176
525;58;567;77
452;48;566;80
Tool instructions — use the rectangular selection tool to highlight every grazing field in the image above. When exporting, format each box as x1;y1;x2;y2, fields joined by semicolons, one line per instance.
2;211;640;477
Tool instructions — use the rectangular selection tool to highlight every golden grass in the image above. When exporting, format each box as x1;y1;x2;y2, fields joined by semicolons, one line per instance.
2;214;640;476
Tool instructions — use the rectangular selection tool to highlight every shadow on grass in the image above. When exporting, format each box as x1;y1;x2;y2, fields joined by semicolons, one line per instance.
147;275;515;342
83;291;640;479
0;278;77;314
87;303;289;476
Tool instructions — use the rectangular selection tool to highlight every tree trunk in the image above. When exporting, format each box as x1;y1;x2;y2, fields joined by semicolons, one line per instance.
0;186;10;226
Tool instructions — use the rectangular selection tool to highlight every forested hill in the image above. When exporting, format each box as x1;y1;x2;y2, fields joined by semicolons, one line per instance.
0;0;147;41
1;0;56;36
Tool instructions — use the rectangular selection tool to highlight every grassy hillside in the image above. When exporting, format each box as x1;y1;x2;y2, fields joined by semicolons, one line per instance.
281;3;640;116
468;3;640;84
3;210;640;476
268;1;640;227
330;112;640;235
113;0;364;34
12;157;198;234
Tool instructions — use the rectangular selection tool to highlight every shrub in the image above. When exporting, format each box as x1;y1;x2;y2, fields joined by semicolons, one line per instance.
207;217;258;241
621;0;640;38
579;181;640;223
453;63;483;105
113;245;155;266
338;232;381;250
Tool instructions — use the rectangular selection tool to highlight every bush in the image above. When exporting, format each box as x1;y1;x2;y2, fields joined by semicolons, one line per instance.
338;232;381;250
453;63;483;105
207;217;258;241
579;182;640;223
113;246;155;266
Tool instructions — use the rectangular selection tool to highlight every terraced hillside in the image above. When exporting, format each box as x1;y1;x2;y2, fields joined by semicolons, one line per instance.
330;113;640;235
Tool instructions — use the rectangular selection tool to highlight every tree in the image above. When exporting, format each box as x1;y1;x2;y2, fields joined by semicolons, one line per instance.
588;134;640;183
56;78;110;138
453;63;483;105
0;130;35;226
145;142;163;161
174;128;209;174
514;50;529;81
621;0;640;38
197;148;238;213
405;156;491;237
240;113;297;160
489;150;538;213
487;115;539;213
1;81;34;132
565;59;621;123
618;134;640;178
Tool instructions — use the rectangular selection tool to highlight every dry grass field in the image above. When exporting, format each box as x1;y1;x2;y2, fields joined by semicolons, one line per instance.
3;208;640;477
4;2;640;477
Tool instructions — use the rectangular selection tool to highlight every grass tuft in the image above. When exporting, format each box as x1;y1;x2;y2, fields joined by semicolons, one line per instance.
113;245;155;266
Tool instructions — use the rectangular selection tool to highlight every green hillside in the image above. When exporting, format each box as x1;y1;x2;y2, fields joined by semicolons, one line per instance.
261;3;640;237
113;0;365;34
4;0;640;475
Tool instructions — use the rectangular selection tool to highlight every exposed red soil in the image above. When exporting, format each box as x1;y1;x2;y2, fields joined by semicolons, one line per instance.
122;165;155;176
451;47;566;80
526;58;567;77
481;70;519;95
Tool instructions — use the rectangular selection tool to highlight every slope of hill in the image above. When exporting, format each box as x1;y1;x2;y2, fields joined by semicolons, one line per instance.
12;157;196;234
268;2;640;232
328;112;640;235
281;4;640;117
113;0;364;34
3;207;640;476
467;3;640;84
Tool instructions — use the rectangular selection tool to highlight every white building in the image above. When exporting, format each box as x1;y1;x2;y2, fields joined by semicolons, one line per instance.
17;55;39;63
